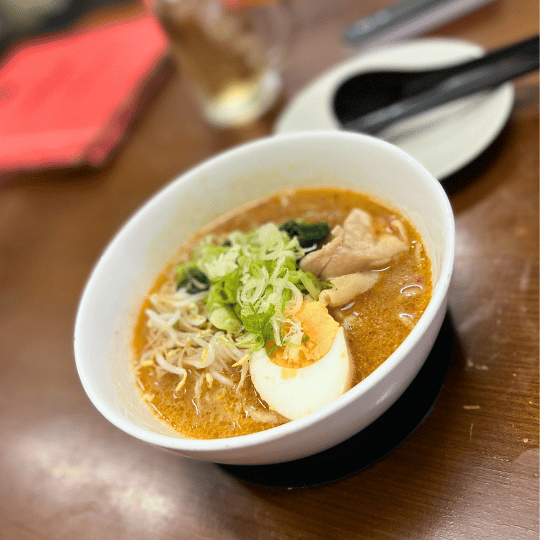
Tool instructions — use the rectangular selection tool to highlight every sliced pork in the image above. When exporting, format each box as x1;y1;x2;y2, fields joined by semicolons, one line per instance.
300;208;408;278
319;271;380;307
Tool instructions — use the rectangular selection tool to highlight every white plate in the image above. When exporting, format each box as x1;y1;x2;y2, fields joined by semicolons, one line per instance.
274;38;515;180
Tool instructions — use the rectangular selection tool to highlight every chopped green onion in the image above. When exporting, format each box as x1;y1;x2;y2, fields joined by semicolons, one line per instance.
175;222;330;351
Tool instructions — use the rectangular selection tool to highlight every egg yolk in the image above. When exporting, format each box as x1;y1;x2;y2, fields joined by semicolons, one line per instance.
269;301;341;369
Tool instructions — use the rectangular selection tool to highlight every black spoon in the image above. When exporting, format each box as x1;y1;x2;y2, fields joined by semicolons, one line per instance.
334;35;539;135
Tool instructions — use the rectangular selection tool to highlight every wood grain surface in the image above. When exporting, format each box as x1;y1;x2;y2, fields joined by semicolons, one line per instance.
0;1;538;539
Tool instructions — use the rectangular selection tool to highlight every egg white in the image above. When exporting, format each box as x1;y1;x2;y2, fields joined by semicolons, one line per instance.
249;327;353;420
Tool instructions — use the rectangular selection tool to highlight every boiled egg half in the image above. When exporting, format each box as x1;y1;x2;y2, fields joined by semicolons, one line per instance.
249;301;353;420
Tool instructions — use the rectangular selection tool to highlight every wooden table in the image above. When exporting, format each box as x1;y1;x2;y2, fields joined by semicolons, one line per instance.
1;1;538;538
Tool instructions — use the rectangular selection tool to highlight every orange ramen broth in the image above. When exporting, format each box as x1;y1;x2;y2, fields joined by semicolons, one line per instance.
132;188;432;439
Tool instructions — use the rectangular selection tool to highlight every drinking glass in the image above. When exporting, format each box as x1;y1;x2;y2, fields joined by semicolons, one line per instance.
152;0;291;127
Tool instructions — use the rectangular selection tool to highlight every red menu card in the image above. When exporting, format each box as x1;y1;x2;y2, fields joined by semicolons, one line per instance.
0;15;168;173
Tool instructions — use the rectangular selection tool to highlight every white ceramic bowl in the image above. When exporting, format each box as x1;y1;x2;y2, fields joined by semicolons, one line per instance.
74;131;455;465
